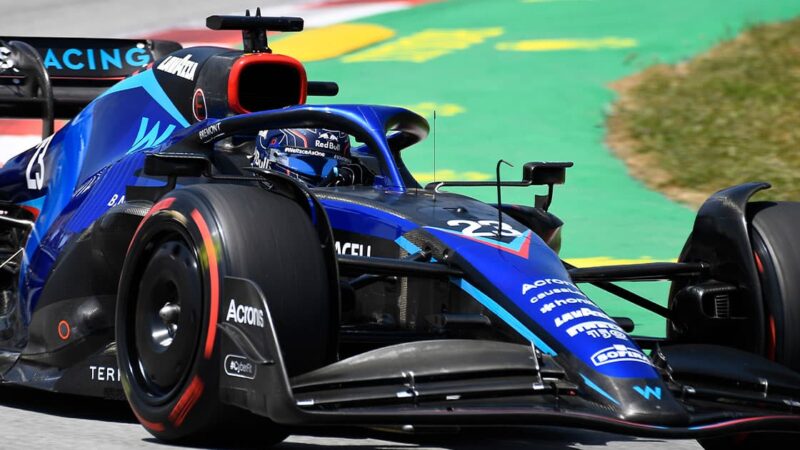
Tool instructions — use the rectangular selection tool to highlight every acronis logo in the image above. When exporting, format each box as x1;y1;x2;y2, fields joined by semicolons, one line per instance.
42;46;151;71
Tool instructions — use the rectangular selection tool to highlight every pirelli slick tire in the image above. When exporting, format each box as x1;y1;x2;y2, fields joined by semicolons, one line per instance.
699;202;800;450
116;183;333;444
748;201;800;371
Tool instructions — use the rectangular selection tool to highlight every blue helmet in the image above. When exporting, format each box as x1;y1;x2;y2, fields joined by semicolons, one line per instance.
252;128;351;186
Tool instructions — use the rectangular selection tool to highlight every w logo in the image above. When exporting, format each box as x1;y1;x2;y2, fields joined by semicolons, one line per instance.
633;385;662;400
128;117;176;153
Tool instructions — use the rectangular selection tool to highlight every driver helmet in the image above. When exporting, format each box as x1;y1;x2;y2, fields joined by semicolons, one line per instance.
252;128;351;186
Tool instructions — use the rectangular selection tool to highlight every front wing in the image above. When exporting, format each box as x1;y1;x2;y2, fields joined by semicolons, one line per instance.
216;277;800;439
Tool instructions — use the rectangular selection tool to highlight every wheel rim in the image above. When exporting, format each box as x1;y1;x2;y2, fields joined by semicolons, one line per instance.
132;234;203;401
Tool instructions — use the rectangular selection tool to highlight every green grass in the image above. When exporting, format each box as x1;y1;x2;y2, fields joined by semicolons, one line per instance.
609;17;800;203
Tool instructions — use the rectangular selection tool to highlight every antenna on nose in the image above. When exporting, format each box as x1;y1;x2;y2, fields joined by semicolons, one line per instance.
496;159;513;239
432;110;437;201
433;110;437;185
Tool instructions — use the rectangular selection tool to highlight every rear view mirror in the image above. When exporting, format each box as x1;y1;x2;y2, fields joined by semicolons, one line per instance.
522;161;573;185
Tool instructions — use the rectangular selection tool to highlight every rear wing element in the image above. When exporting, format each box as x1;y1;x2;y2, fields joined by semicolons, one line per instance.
0;37;181;121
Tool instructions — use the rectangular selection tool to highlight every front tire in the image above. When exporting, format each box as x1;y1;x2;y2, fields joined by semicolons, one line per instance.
116;184;333;444
699;202;800;449
748;201;800;371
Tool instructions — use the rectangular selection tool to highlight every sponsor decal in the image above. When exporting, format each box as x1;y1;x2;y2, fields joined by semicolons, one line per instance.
224;355;256;379
335;241;372;257
284;146;326;158
315;139;340;151
42;46;151;71
585;326;627;340
553;307;612;327
225;299;265;328
633;385;662;400
128;117;175;153
25;135;53;190
251;147;268;169
90;365;121;382
565;320;625;338
522;278;575;295
590;344;652;367
526;286;585;304
157;54;198;81
447;219;522;238
315;131;341;151
107;193;126;207
198;122;221;142
317;132;338;142
539;297;595;313
192;89;207;121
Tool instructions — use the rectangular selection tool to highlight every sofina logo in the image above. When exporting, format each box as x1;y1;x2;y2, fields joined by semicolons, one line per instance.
590;344;651;367
633;385;662;400
128;117;176;154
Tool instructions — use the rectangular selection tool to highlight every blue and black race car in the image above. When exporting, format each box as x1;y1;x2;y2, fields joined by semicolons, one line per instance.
1;13;799;449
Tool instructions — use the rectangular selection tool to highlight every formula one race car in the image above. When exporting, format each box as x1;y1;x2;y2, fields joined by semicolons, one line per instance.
1;13;799;449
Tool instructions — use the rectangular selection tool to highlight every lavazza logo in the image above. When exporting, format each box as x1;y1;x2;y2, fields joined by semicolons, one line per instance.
226;299;265;328
157;54;198;81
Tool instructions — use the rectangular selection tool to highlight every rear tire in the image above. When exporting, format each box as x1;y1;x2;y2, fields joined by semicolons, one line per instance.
116;183;334;444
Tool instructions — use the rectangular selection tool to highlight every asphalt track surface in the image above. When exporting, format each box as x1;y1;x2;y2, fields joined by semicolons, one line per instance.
0;0;706;448
0;387;702;450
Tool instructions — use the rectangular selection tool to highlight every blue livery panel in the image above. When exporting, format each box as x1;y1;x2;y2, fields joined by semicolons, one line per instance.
1;69;190;316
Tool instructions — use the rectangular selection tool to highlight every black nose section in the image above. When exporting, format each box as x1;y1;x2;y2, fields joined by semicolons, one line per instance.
577;368;689;427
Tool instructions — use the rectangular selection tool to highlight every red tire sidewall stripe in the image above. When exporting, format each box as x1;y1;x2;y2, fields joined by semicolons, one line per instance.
168;375;205;428
125;197;217;432
128;197;176;252
125;196;178;432
768;315;777;361
754;250;765;274
190;208;219;360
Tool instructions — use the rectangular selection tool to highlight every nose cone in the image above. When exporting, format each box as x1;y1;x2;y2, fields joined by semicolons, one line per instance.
623;396;690;426
580;373;690;426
